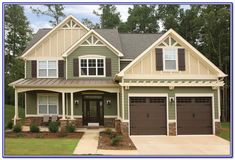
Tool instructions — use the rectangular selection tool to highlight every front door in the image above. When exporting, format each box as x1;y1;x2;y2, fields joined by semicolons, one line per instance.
82;96;104;126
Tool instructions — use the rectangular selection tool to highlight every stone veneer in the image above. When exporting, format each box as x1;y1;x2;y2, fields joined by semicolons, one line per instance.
120;122;129;136
215;122;221;135
169;122;176;136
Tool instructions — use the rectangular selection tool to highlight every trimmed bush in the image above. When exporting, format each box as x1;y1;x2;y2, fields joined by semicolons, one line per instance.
13;124;22;133
66;123;76;133
104;128;112;136
48;122;59;133
6;121;13;129
30;124;40;133
111;135;122;146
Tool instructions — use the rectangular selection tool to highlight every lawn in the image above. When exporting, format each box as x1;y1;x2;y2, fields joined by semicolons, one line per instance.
218;122;230;141
5;104;25;127
5;138;79;155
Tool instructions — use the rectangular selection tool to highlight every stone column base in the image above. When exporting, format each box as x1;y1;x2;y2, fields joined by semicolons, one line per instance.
12;118;21;125
59;119;68;132
215;122;221;135
169;122;176;136
115;119;121;133
120;122;129;136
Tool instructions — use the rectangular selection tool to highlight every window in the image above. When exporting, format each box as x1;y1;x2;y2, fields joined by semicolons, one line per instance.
38;94;58;115
79;56;105;77
164;48;177;71
38;60;58;78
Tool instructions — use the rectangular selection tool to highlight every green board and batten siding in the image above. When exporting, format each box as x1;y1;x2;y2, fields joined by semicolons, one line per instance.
123;87;218;120
67;46;119;79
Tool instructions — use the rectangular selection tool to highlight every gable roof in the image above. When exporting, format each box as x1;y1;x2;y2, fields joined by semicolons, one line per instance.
20;15;90;59
117;29;227;78
62;29;124;57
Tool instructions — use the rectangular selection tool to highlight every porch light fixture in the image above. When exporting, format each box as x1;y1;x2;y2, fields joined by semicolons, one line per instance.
169;97;175;103
74;100;79;105
106;100;111;105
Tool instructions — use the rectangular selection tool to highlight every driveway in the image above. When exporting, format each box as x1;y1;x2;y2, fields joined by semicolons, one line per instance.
131;135;230;156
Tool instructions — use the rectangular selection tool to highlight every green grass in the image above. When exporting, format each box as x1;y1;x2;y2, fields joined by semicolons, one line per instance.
5;138;79;155
218;122;230;141
5;104;25;127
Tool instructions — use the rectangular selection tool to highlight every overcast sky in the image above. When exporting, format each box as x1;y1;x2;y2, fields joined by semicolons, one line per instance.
23;5;190;33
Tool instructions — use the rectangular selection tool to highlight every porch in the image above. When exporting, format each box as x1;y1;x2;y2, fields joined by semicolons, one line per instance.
9;78;121;129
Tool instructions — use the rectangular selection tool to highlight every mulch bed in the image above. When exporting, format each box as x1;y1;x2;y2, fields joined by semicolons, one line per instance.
98;131;136;150
5;131;84;139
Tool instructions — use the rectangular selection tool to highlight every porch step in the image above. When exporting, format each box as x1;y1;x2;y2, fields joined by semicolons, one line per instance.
87;126;100;129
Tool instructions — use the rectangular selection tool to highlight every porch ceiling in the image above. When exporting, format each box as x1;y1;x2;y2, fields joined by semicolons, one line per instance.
9;78;119;88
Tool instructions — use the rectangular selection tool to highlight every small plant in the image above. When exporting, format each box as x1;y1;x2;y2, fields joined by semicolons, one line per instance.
13;124;22;133
66;123;76;133
16;133;24;138
30;123;40;133
48;122;59;133
104;128;112;136
35;133;44;138
6;121;13;129
111;135;122;146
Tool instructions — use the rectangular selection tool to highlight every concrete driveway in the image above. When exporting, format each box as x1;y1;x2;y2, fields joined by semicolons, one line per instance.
131;135;230;156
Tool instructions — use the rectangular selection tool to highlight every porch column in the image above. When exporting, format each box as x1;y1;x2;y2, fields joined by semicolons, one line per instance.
70;92;74;120
14;90;19;125
117;92;120;118
62;92;65;120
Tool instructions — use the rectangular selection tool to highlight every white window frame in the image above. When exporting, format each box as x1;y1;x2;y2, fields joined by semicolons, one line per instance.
37;60;58;78
163;47;178;72
79;55;106;77
37;93;59;115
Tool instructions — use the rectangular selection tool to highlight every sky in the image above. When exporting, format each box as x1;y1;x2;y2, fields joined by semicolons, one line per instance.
23;5;190;33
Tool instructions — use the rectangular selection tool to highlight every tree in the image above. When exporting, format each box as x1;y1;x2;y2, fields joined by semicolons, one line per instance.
157;5;182;32
31;4;65;26
94;5;121;29
127;5;159;33
81;18;100;29
4;4;32;105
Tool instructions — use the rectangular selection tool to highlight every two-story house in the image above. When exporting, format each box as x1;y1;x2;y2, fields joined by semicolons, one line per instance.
9;15;226;136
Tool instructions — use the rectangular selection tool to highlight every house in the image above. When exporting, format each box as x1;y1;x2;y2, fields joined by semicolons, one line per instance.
9;15;226;136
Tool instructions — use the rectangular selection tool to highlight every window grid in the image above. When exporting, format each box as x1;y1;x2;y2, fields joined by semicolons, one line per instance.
38;95;58;115
79;58;105;77
164;48;177;71
38;60;57;78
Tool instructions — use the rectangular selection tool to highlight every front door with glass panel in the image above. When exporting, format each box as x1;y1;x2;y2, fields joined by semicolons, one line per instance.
82;96;104;126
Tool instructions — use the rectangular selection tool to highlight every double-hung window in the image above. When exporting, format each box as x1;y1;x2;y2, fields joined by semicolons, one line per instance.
164;48;177;71
80;56;105;77
38;60;58;78
38;94;58;115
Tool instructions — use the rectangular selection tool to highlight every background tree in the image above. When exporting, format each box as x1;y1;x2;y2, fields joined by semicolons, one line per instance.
126;5;159;33
4;4;32;105
94;5;121;29
81;18;100;29
31;4;65;26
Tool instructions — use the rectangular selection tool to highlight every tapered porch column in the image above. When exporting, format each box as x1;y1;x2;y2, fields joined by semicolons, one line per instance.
62;92;65;120
14;90;19;125
117;92;120;118
70;92;74;120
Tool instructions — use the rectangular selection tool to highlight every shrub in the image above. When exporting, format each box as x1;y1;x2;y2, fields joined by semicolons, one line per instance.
30;124;40;133
13;124;22;133
66;123;76;133
48;122;59;133
6;121;13;129
111;135;122;146
104;128;112;136
16;133;24;138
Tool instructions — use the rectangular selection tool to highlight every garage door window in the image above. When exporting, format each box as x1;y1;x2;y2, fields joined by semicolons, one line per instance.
130;97;146;103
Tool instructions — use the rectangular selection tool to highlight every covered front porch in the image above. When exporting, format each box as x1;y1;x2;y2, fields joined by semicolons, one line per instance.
9;78;120;129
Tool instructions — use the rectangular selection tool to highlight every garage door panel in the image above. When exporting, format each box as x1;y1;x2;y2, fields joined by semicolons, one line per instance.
177;97;212;135
130;97;167;135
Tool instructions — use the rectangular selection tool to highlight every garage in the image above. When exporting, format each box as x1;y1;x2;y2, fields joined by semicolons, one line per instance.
176;97;213;135
130;97;167;135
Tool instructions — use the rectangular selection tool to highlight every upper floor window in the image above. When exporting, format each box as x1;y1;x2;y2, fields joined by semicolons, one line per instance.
163;48;177;71
79;56;105;77
38;60;58;78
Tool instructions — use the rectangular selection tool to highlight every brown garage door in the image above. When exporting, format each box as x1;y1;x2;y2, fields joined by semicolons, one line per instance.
130;97;167;135
177;97;213;135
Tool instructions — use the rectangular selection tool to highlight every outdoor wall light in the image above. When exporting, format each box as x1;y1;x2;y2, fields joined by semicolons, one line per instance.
106;100;111;105
74;100;79;105
169;97;175;103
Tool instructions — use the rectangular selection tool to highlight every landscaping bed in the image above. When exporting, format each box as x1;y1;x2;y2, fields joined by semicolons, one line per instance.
98;131;136;150
5;131;84;139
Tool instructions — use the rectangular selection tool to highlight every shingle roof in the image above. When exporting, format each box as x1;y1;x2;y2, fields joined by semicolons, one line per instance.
23;28;163;59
